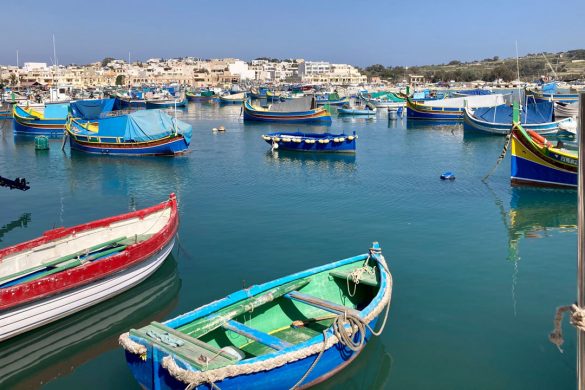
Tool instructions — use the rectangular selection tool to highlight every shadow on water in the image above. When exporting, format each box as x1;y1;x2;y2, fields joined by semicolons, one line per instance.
0;213;31;242
265;150;357;173
0;256;182;389
314;337;393;389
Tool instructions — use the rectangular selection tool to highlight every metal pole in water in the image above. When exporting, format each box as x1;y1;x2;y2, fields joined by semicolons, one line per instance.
578;92;585;390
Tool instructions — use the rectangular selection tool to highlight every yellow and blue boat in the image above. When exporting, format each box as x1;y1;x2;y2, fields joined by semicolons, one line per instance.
243;97;332;124
510;103;577;188
12;103;69;136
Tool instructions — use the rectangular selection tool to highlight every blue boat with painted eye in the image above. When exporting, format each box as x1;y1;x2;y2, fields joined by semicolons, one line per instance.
261;131;357;153
119;242;393;390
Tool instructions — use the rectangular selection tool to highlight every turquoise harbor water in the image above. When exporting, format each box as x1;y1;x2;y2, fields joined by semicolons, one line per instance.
0;103;579;389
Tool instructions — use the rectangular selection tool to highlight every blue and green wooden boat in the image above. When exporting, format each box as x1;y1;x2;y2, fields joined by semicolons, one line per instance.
120;242;392;389
186;90;216;102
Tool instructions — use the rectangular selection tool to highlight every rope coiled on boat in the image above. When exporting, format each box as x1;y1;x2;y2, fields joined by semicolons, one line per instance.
160;249;392;389
549;304;585;352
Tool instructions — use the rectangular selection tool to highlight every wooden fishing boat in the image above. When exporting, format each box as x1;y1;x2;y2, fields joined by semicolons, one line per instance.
120;242;392;390
510;103;577;188
464;102;575;135
358;92;405;109
262;131;357;153
219;92;247;104
186;90;216;102
554;101;579;118
243;97;332;124
528;89;579;104
0;194;178;342
66;108;192;156
338;101;377;116
12;103;69;136
145;96;188;109
406;94;508;120
315;93;349;106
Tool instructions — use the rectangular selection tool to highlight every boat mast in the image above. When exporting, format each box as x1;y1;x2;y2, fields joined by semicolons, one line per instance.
579;92;585;390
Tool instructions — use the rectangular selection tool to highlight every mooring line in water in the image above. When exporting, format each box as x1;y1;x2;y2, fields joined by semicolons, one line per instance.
482;128;514;183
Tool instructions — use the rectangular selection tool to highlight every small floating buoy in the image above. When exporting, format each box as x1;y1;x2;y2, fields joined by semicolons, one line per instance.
212;127;218;132
440;172;455;180
34;136;49;150
218;126;225;132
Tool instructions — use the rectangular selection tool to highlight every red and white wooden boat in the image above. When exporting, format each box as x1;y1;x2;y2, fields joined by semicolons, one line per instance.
0;194;178;342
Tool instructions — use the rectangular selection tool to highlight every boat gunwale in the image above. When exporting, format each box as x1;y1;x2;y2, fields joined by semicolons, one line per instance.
0;194;178;311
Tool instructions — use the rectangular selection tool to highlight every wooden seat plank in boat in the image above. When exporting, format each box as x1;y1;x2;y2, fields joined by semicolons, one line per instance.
131;322;238;370
223;320;292;351
178;278;311;338
329;268;379;287
284;291;360;317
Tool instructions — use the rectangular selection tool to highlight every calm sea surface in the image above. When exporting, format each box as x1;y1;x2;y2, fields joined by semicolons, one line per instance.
0;102;578;389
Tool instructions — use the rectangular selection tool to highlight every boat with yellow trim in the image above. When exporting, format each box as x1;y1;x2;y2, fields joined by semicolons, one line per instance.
243;97;332;124
12;103;69;136
510;102;577;188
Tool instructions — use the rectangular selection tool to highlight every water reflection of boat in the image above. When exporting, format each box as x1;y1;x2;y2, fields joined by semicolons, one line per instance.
266;150;356;172
406;120;463;132
0;213;31;242
316;337;392;389
508;187;576;252
0;255;181;389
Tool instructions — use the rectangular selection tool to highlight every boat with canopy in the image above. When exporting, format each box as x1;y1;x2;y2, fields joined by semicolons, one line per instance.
243;96;332;123
65;100;192;156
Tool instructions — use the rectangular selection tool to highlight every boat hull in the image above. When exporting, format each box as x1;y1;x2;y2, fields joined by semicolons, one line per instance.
463;108;571;135
125;318;377;390
407;100;463;120
145;98;187;109
69;135;189;156
511;129;577;188
337;108;375;116
13;106;67;136
0;238;174;342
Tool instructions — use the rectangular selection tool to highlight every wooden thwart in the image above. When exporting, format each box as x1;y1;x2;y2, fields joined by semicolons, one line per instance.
178;278;311;338
223;320;292;351
285;291;360;317
0;236;127;286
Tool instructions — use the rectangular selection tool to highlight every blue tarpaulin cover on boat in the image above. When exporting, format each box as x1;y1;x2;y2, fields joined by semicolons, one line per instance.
456;89;492;96
70;99;115;120
473;102;554;124
542;82;557;94
92;110;192;143
44;103;69;119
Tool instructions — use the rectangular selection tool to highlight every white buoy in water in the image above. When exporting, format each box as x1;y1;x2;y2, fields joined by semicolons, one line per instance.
218;125;225;132
212;127;218;132
272;142;279;151
388;108;398;120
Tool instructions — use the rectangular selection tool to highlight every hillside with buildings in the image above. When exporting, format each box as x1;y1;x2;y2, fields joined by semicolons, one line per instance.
0;57;366;89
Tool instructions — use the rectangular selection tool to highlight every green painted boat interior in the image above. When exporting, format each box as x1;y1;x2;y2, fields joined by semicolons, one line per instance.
130;258;381;367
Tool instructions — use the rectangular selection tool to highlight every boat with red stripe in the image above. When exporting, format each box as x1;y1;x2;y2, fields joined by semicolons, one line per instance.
0;194;179;341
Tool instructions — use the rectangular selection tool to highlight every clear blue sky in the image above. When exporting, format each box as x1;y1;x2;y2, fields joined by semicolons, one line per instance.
1;0;583;67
